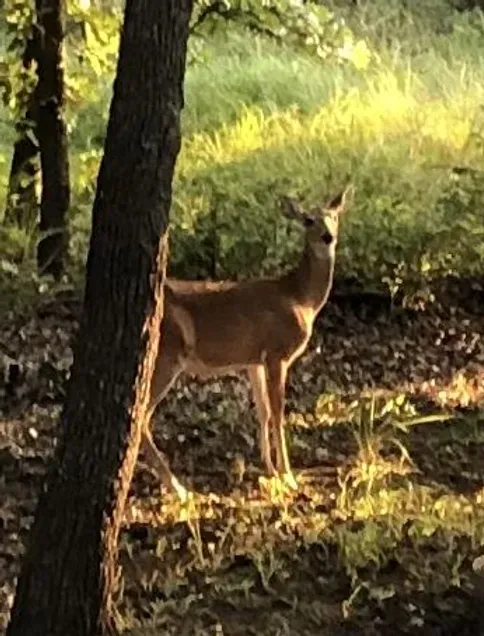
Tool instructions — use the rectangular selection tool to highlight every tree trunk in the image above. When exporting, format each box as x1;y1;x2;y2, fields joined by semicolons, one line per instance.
3;0;70;279
3;32;41;231
35;0;70;280
4;125;40;230
6;1;193;635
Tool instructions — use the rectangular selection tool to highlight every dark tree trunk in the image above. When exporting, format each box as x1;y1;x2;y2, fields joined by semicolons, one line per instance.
35;0;70;280
6;1;193;635
4;34;41;231
3;0;70;279
4;126;39;230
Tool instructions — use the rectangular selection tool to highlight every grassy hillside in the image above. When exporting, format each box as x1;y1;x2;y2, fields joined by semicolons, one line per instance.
1;0;484;301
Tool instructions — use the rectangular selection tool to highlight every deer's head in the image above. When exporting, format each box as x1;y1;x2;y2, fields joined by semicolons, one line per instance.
281;186;352;260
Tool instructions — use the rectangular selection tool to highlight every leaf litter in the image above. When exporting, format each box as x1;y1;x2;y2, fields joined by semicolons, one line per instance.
0;292;483;634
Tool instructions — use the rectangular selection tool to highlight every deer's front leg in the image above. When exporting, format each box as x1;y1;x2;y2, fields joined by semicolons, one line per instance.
266;360;297;490
248;365;277;476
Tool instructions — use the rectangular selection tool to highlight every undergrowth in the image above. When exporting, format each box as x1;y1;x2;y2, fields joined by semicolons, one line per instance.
1;0;484;301
116;391;484;634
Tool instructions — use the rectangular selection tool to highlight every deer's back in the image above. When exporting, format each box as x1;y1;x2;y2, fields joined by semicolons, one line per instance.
163;277;313;372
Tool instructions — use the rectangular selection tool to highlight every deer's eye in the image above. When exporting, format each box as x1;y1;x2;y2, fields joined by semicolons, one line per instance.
322;231;333;245
303;215;315;227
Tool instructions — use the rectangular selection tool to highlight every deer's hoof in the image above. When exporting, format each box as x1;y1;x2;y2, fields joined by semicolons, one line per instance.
178;487;190;503
170;479;191;503
282;472;298;491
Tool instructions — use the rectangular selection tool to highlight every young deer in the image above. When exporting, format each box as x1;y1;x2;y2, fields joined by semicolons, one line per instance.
142;188;351;500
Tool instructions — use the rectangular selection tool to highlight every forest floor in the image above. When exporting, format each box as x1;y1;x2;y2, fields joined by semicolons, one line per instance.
0;283;483;635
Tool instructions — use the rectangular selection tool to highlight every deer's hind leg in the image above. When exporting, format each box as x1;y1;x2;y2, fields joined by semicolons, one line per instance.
141;327;188;501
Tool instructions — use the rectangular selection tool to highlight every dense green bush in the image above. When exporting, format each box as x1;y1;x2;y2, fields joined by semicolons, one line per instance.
1;0;483;303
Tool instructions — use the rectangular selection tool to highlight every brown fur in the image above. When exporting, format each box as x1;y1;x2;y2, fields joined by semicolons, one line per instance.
142;188;352;500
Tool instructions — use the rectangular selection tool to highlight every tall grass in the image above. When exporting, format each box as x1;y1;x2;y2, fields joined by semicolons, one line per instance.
169;19;484;290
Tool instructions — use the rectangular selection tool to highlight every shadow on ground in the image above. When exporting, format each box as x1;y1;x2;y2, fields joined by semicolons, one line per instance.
0;288;483;633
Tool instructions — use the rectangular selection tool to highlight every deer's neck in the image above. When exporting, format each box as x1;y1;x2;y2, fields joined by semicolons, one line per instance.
286;241;335;314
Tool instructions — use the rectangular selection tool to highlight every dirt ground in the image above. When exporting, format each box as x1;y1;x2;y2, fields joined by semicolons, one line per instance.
1;287;483;635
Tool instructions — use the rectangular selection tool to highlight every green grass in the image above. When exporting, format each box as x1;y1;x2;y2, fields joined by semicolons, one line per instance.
2;0;484;300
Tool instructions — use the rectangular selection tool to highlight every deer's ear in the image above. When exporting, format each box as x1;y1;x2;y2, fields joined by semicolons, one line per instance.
280;196;305;221
327;185;354;214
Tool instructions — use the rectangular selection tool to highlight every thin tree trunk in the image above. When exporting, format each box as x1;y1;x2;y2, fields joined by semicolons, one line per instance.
4;127;39;229
3;34;40;230
35;0;70;279
6;1;193;635
3;0;70;278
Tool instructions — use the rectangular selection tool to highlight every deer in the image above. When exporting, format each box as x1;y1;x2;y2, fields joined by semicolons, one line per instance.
141;187;352;501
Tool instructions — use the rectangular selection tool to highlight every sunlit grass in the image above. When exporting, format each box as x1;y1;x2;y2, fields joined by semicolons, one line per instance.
2;4;484;293
174;37;484;287
178;77;482;177
120;395;484;630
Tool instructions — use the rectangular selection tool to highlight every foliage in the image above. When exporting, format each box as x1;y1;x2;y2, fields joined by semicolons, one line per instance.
1;0;484;300
0;0;37;223
190;0;367;63
1;0;36;119
64;0;121;106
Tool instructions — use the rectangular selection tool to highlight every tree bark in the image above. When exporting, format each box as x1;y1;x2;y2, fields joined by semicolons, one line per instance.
4;124;40;230
6;1;193;635
3;0;70;279
3;31;41;231
35;0;70;280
